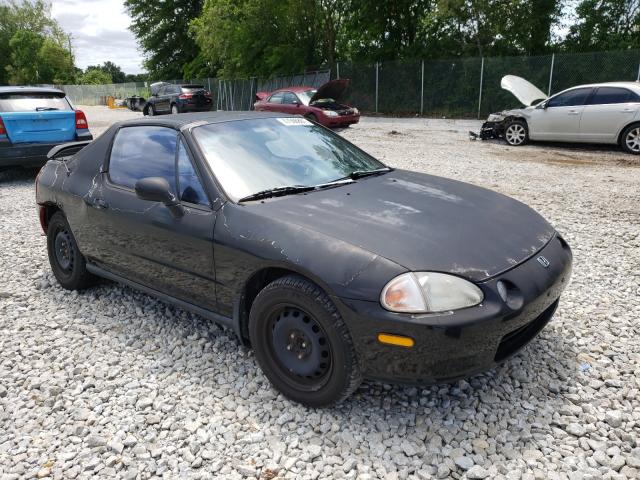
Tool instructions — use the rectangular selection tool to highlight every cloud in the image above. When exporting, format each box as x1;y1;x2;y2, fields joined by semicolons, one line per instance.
51;0;146;75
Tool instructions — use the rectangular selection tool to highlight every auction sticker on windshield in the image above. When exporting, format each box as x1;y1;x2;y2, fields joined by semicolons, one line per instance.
277;118;312;126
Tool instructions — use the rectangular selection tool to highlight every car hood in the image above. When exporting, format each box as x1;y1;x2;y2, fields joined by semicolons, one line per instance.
249;170;555;283
501;75;548;106
310;79;350;103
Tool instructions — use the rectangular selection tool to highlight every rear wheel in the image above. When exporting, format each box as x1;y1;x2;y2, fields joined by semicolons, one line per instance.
249;275;362;407
171;104;179;115
621;124;640;154
504;120;529;146
47;212;95;290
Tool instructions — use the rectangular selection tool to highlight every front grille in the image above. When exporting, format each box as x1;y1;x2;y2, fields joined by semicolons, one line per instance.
494;300;558;362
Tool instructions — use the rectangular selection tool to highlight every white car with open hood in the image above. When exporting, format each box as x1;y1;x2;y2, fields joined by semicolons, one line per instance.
474;75;640;154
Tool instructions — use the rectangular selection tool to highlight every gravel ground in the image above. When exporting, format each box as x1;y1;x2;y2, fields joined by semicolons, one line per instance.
1;107;639;480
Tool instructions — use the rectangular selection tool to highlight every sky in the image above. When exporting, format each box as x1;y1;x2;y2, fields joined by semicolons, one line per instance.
50;0;145;74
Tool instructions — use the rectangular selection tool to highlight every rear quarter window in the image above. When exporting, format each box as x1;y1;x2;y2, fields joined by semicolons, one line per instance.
589;87;639;105
0;93;72;112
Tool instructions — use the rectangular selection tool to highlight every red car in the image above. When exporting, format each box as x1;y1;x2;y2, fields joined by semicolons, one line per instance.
254;79;360;128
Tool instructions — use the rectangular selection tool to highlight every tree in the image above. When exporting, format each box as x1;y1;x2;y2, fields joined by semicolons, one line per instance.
6;31;44;84
80;69;113;85
85;62;126;83
564;0;640;51
1;0;76;85
124;0;204;79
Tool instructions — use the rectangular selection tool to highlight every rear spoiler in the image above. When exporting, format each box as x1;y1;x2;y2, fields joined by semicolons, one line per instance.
255;91;269;101
47;140;92;160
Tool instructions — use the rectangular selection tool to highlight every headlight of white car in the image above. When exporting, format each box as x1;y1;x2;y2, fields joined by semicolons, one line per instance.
380;272;484;313
487;113;505;122
323;110;339;117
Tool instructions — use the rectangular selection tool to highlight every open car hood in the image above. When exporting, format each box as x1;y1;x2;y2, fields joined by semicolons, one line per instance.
501;75;548;106
310;79;349;103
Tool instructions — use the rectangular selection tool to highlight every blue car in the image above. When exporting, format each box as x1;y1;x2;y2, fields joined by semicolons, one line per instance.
0;86;92;170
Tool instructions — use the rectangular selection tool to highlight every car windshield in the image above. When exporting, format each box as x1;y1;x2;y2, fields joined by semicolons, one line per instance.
296;89;317;105
192;117;386;201
0;93;71;112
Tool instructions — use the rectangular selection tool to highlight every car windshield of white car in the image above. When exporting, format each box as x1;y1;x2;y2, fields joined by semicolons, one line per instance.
192;118;386;201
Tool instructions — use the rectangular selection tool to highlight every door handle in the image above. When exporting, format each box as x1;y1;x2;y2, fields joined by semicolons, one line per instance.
621;109;635;113
568;110;581;115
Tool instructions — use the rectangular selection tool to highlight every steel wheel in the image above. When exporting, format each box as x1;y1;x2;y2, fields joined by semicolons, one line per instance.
625;127;640;153
505;123;527;146
53;228;74;272
268;306;332;390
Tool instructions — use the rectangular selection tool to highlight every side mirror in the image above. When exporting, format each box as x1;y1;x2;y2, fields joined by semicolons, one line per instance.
135;177;183;216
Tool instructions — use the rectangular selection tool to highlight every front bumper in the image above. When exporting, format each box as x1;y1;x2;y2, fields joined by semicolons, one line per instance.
0;131;93;168
322;114;360;128
470;120;505;141
335;234;572;384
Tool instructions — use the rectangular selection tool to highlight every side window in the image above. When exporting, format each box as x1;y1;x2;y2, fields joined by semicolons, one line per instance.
282;92;298;104
588;87;634;105
157;86;166;96
108;126;178;192
268;92;284;104
547;88;592;108
177;140;209;206
171;85;181;94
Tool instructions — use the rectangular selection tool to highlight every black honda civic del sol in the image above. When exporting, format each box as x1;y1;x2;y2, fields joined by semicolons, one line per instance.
36;112;572;406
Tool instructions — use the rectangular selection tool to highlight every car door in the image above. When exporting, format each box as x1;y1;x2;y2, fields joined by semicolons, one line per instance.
579;87;640;143
528;87;594;141
281;92;302;114
157;86;173;113
85;125;219;312
262;92;284;112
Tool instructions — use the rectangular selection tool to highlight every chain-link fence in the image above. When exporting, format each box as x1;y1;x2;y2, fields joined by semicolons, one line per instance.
46;49;640;118
337;49;640;118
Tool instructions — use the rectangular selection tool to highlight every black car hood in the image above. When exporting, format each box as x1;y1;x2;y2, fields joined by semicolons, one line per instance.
310;79;349;103
247;170;555;282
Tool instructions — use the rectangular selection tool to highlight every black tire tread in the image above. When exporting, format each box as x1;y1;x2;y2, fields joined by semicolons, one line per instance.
47;211;96;290
250;274;362;406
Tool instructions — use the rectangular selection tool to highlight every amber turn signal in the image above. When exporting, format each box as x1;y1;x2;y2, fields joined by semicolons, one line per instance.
377;333;415;348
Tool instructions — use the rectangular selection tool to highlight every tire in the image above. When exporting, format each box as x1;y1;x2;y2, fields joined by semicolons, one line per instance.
47;212;95;290
147;104;155;116
171;104;179;115
249;275;362;407
504;120;529;146
620;124;640;155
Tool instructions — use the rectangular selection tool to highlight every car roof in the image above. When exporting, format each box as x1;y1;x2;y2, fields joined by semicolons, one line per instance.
115;111;295;129
564;81;640;90
0;86;65;95
273;86;316;94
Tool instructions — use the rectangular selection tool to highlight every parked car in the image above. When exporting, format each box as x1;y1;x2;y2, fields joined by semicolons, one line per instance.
0;86;92;170
474;76;640;154
144;82;212;116
254;79;360;128
36;112;572;406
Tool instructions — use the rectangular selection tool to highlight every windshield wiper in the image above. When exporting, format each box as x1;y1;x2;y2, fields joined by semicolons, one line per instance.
337;167;393;181
238;185;315;202
36;107;59;111
238;178;356;203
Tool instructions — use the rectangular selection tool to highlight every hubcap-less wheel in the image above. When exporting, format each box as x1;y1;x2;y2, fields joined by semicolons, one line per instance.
269;306;332;389
625;127;640;153
505;124;526;145
54;228;74;272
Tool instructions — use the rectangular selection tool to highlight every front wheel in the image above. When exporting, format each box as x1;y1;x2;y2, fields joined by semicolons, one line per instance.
504;120;529;146
621;124;640;154
249;275;362;407
47;212;96;290
146;104;155;116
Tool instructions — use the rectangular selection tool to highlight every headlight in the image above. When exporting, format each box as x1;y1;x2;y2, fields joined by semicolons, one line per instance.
487;113;505;122
352;108;359;115
323;110;339;117
380;272;483;313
